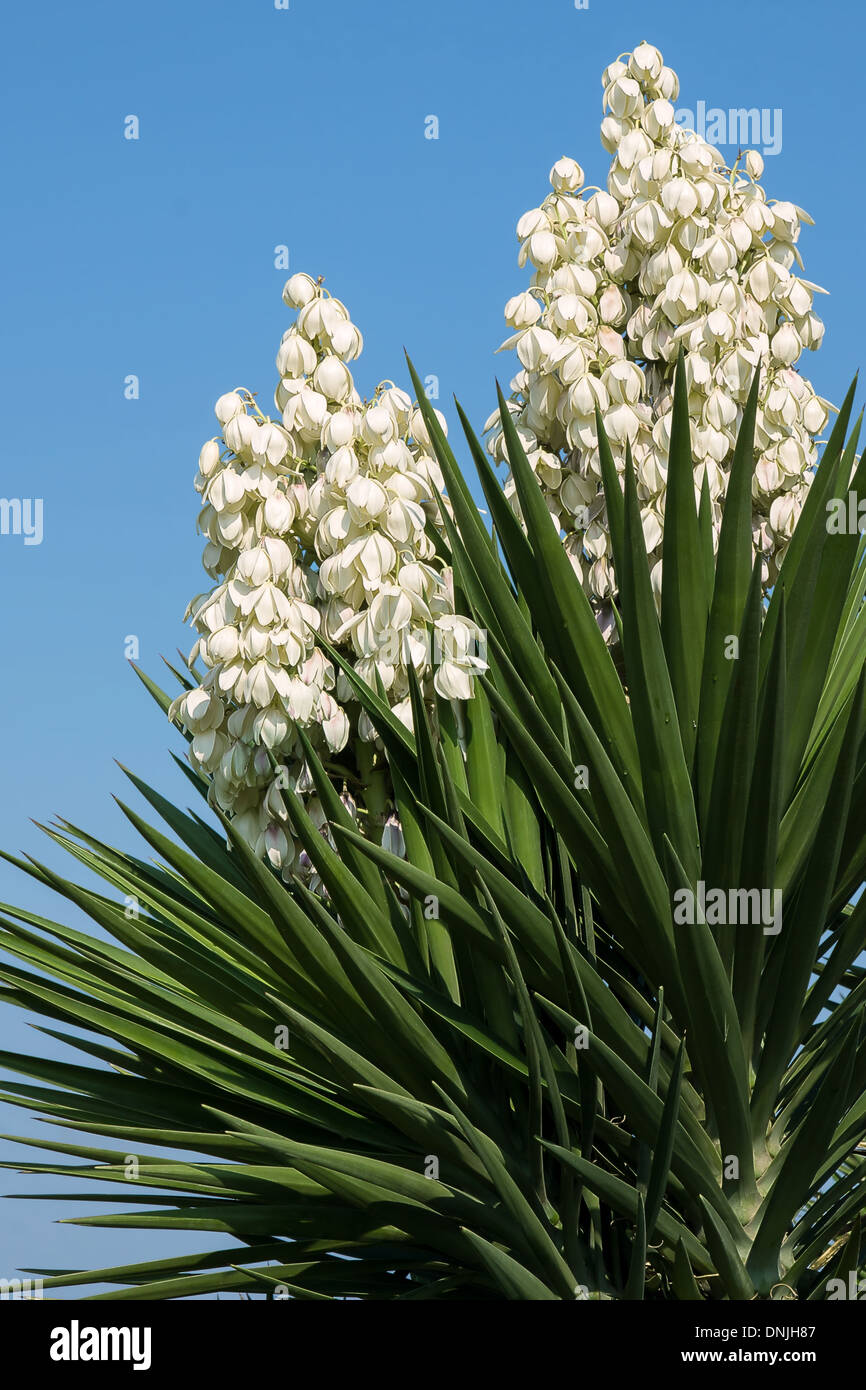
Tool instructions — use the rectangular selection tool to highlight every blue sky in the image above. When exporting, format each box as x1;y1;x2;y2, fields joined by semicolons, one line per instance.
0;0;861;1293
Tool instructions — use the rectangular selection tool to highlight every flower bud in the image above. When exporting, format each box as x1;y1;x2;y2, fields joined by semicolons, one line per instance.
771;322;801;365
504;291;542;328
654;67;679;101
600;114;633;153
323;410;356;450
361;405;396;445
549;156;585;193
215;392;244;426
629;41;663;82
276;333;316;378
314;355;354;402
282;273;318;308
606;76;642;119
642;98;675;140
381;814;406;858
586;190;620;230
745;149;764;179
199;439;221;477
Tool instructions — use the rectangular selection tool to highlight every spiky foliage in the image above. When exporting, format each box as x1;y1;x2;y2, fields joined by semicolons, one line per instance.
0;363;865;1300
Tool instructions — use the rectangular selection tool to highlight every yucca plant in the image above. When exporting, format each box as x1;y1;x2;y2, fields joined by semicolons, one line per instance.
1;359;864;1300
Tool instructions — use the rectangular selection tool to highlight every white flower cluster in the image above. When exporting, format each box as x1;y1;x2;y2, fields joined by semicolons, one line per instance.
171;274;485;874
488;40;831;612
171;39;834;874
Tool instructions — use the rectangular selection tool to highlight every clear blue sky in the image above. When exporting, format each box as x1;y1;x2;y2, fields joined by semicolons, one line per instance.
0;0;861;1294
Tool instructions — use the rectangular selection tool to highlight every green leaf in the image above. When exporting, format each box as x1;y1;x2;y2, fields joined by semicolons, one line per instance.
661;351;711;767
694;369;760;824
618;447;700;880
